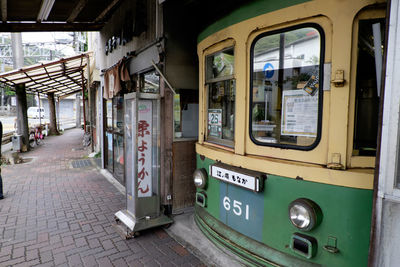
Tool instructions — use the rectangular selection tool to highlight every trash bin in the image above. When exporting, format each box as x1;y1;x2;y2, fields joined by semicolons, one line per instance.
12;134;22;152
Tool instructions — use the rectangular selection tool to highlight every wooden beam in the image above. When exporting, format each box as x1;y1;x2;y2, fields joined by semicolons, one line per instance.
0;54;87;78
45;65;82;88
0;76;16;86
23;72;66;94
37;0;55;22
64;74;82;87
95;0;121;22
67;0;88;23
1;0;6;23
0;22;104;32
2;66;83;83
59;89;82;99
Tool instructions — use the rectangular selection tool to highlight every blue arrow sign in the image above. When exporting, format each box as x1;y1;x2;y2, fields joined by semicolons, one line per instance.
263;63;274;79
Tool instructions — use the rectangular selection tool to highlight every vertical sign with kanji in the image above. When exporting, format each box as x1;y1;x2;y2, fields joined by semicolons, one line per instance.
137;100;153;197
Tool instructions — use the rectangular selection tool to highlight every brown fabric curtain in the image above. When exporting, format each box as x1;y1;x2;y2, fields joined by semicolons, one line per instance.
103;58;130;99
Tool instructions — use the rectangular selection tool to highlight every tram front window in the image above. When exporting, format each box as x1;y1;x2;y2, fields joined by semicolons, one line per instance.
205;47;235;147
250;26;322;148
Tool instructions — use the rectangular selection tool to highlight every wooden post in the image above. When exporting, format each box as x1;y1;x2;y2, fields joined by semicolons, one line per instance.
76;94;81;128
90;85;96;152
38;92;42;126
47;92;59;135
81;71;87;132
0;121;4;199
160;78;174;213
15;83;29;151
57;97;60;131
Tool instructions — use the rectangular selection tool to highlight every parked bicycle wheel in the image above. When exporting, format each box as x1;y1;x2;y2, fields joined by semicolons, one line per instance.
29;132;36;147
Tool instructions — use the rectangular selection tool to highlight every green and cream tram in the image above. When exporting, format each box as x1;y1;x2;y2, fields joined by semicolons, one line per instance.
192;0;386;266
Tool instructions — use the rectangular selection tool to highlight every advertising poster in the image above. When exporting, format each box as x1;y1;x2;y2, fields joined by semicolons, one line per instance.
137;100;153;197
281;90;318;137
173;94;181;133
106;100;112;127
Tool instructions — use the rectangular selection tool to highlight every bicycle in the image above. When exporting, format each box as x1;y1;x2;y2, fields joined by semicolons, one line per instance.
29;125;45;147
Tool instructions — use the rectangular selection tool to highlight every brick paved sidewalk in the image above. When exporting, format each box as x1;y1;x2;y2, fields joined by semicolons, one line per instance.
0;129;203;267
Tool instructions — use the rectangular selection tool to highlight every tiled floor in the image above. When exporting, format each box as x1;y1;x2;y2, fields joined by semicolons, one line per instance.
0;129;203;267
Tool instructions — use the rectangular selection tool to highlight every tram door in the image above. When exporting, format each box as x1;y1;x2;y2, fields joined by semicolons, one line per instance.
115;92;172;236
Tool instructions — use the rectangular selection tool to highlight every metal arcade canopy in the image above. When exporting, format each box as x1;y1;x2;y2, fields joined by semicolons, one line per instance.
0;0;124;32
0;53;90;98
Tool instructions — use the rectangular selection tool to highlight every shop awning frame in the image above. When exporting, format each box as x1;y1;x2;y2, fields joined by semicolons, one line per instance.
0;53;90;98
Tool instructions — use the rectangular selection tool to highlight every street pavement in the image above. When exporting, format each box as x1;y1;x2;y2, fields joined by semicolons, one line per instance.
0;129;204;267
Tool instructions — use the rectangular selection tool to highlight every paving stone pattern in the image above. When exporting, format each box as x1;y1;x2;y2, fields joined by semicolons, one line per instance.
0;129;204;267
71;159;93;169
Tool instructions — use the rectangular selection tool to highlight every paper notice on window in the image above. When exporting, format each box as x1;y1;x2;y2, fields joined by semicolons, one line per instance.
208;109;222;138
281;90;318;137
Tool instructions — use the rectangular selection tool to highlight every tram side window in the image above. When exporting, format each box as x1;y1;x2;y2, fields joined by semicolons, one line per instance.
250;26;322;148
353;19;385;156
206;47;235;147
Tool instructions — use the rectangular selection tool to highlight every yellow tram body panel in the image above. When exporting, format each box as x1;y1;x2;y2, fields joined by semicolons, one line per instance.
197;0;385;172
196;143;374;190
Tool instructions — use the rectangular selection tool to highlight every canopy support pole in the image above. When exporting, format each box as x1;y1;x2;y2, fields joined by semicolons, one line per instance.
47;92;59;135
15;83;29;151
38;92;42;126
81;71;87;132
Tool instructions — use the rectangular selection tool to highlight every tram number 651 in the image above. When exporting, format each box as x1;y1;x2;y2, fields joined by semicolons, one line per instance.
223;196;250;220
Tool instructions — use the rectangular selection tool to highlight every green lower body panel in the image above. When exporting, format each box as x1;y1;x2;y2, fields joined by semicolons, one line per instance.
196;154;373;267
195;205;320;267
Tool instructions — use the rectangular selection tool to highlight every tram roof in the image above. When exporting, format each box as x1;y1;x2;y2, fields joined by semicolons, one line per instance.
0;53;90;98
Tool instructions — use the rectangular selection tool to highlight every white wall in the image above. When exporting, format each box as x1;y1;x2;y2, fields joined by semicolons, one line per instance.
374;0;400;266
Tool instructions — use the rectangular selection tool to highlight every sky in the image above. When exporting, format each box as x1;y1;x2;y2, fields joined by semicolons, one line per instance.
23;32;76;56
0;32;78;57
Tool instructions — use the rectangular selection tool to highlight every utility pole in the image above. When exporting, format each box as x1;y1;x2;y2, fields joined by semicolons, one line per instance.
0;34;3;106
11;33;23;69
12;32;30;151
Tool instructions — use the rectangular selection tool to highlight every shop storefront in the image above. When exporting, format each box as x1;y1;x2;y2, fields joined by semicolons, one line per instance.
97;0;200;234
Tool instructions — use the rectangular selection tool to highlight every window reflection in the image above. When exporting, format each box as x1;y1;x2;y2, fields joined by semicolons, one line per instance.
251;27;322;148
140;71;159;94
206;48;235;147
353;19;385;156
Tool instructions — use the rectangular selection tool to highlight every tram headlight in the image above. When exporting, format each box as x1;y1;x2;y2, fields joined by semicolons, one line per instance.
193;168;207;189
288;198;322;231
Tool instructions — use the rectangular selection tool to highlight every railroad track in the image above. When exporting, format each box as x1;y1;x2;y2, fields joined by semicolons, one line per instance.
2;131;14;145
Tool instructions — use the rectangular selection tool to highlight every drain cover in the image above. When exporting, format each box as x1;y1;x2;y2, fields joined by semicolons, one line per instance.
71;159;93;168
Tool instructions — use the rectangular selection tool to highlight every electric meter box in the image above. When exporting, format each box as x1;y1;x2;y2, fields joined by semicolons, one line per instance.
12;134;22;152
